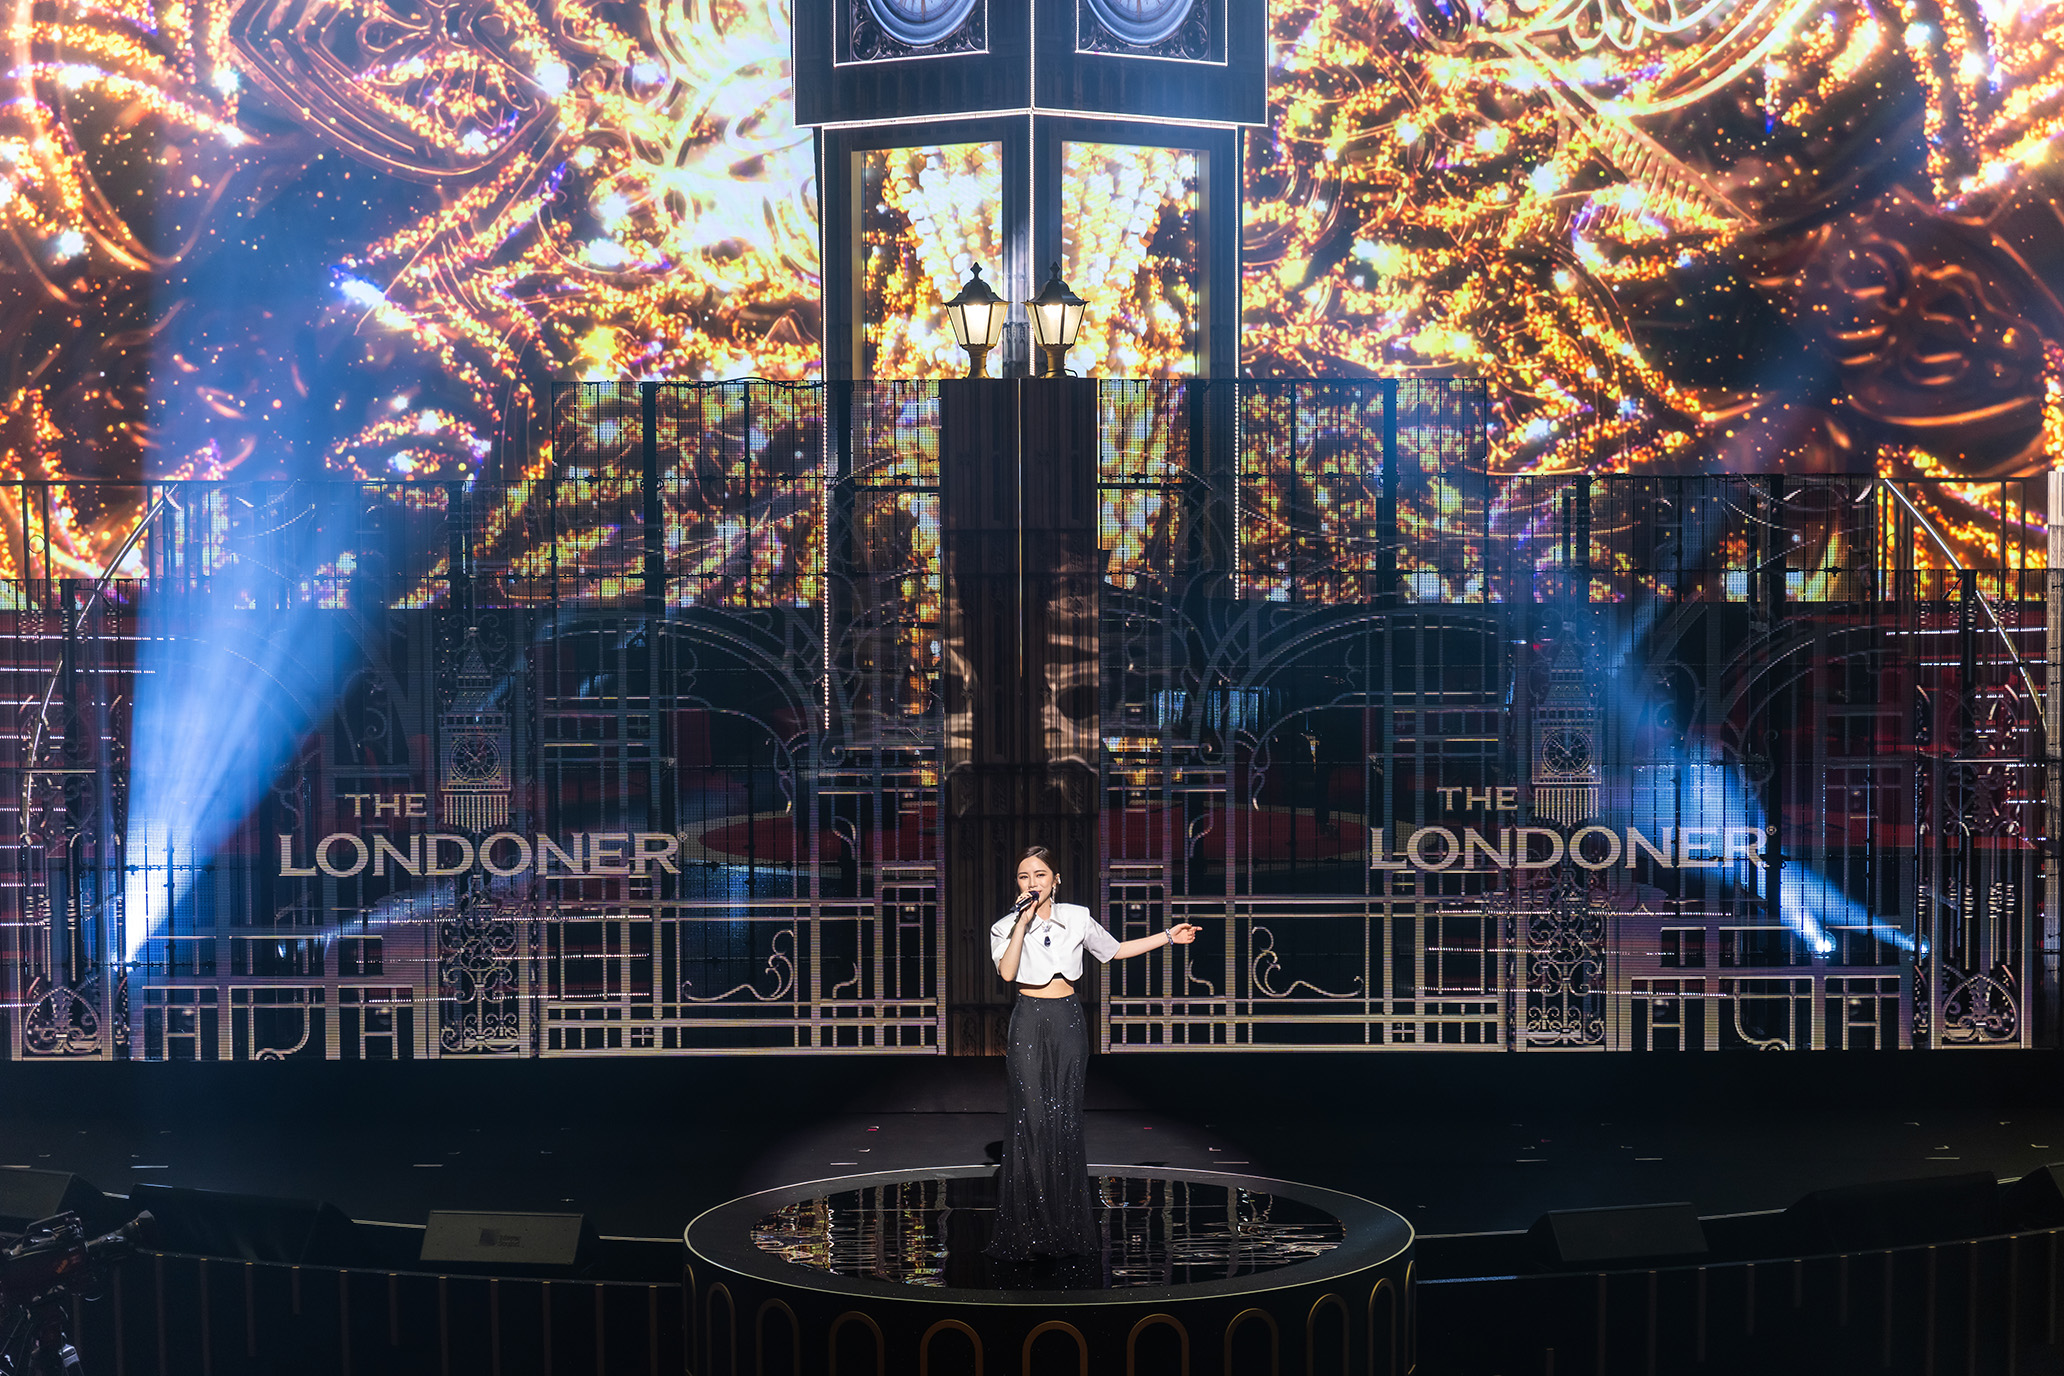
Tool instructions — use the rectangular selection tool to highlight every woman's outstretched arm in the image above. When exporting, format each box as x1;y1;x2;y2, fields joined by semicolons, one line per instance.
1112;923;1201;960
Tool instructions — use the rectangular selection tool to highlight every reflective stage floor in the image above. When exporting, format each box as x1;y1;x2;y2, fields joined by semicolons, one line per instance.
746;1169;1346;1290
2;1050;2063;1245
5;1052;2062;1376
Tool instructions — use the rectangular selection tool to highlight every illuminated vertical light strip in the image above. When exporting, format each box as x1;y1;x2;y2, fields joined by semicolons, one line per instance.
1232;386;1243;600
1025;111;1036;355
823;383;833;732
1027;5;1038;351
1228;122;1242;601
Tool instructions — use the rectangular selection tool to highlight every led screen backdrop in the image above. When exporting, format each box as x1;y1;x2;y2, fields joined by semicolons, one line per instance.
1;0;2060;573
1;0;2061;1062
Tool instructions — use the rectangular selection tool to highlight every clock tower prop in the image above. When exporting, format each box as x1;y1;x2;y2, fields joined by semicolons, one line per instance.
795;0;1266;379
795;0;1265;1050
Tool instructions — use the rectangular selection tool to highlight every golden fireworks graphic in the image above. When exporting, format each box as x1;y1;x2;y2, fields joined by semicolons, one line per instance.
0;0;2059;581
1238;0;2064;558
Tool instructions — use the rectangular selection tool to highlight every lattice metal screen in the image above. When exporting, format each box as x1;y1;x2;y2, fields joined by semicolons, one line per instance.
0;379;2050;1059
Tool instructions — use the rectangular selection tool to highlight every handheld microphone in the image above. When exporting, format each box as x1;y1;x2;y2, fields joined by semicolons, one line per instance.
1012;891;1036;912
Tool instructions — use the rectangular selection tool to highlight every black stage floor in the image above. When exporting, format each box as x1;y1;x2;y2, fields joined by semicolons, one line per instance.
1;1051;2060;1248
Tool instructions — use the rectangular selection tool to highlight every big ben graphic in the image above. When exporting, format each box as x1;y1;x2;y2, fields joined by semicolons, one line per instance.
1531;623;1600;827
439;630;511;834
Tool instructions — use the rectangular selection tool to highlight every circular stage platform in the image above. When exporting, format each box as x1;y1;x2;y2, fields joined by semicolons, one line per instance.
685;1165;1414;1376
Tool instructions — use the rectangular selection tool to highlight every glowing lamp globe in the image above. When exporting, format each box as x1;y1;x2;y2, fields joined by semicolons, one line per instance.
943;265;1008;378
1026;264;1088;378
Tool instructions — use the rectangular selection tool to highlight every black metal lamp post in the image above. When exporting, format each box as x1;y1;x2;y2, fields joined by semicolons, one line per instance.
1025;263;1088;378
943;265;1009;379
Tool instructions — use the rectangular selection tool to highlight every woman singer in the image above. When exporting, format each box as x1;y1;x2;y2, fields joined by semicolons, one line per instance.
987;844;1200;1260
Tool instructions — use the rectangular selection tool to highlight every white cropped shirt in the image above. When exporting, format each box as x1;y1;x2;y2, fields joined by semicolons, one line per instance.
990;901;1119;986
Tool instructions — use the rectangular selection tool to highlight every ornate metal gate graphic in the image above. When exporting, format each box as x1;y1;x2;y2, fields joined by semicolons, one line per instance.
0;381;2049;1058
1093;382;2050;1053
2;383;946;1058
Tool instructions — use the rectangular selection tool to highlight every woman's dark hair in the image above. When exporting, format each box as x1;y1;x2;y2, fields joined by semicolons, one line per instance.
1018;844;1060;892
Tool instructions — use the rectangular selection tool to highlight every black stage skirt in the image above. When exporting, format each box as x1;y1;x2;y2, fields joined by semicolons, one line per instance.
989;993;1098;1260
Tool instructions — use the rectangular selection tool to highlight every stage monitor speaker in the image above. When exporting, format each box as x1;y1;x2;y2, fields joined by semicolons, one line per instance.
1784;1171;1999;1252
1528;1202;1708;1269
420;1211;594;1271
1999;1164;2064;1231
129;1183;354;1265
0;1170;109;1231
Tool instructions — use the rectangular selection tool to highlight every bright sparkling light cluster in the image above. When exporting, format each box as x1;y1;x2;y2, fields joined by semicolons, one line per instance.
329;0;822;442
859;144;1004;377
1062;143;1202;378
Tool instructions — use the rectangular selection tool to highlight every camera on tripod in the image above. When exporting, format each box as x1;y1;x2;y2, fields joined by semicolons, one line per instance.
0;1211;152;1375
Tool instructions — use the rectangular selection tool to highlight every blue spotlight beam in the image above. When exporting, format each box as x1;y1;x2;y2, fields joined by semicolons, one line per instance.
1589;499;1912;962
122;489;351;963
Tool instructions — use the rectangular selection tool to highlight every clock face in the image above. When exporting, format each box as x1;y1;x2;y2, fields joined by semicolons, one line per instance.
1084;0;1197;47
448;734;504;786
1541;728;1593;776
863;0;982;47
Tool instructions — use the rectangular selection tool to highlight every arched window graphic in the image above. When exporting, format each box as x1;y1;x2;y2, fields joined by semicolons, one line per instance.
921;1318;984;1376
1224;1308;1280;1376
1127;1313;1191;1376
756;1298;801;1376
1022;1319;1090;1376
1305;1293;1349;1376
830;1311;886;1376
705;1284;737;1376
1368;1278;1400;1376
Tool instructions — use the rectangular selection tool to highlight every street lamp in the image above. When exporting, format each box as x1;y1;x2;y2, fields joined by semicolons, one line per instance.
943;264;1008;378
1026;263;1088;378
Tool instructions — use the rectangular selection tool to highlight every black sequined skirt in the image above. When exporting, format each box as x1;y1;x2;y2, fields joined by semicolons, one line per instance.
989;993;1098;1260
